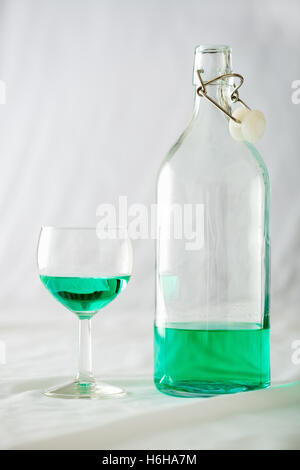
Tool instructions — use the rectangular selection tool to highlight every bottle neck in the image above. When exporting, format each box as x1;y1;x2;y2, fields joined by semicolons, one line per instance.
193;81;234;123
192;45;233;122
193;45;232;84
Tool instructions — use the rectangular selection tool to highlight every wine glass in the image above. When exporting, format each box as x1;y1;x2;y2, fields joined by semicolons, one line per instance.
37;226;133;399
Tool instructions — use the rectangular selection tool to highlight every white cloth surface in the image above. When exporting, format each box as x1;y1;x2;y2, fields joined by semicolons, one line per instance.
0;0;300;450
0;305;299;450
2;378;300;450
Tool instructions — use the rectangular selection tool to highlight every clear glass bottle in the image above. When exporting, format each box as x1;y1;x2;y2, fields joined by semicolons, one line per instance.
154;45;270;397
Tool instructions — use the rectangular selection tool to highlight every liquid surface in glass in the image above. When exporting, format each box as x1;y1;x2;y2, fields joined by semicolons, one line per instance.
40;275;130;318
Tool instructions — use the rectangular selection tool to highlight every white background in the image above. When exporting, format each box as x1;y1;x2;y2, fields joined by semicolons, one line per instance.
0;0;300;449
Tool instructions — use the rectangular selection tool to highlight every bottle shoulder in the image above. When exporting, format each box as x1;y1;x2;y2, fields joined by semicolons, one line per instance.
157;120;269;191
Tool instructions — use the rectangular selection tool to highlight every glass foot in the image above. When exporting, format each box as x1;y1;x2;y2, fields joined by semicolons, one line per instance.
44;380;127;399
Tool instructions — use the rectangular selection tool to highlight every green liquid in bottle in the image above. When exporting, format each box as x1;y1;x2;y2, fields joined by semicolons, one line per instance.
154;322;270;397
40;275;130;319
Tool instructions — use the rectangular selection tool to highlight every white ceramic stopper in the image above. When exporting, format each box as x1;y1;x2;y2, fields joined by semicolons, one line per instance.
241;110;266;143
229;107;250;141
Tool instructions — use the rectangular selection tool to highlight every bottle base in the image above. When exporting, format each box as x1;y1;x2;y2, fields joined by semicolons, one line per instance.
154;379;270;398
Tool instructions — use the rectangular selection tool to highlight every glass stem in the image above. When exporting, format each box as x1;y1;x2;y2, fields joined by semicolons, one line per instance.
76;319;95;384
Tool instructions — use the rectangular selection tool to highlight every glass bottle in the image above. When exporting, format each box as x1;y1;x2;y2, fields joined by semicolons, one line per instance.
154;45;270;397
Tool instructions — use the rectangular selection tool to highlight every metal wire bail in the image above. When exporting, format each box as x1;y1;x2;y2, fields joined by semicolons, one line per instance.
196;70;250;123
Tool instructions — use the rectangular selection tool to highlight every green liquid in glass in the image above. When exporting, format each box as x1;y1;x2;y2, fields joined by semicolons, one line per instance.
154;322;270;397
40;275;130;318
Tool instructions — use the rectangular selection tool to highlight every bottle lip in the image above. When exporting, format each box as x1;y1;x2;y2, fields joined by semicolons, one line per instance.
193;45;232;85
195;44;232;54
